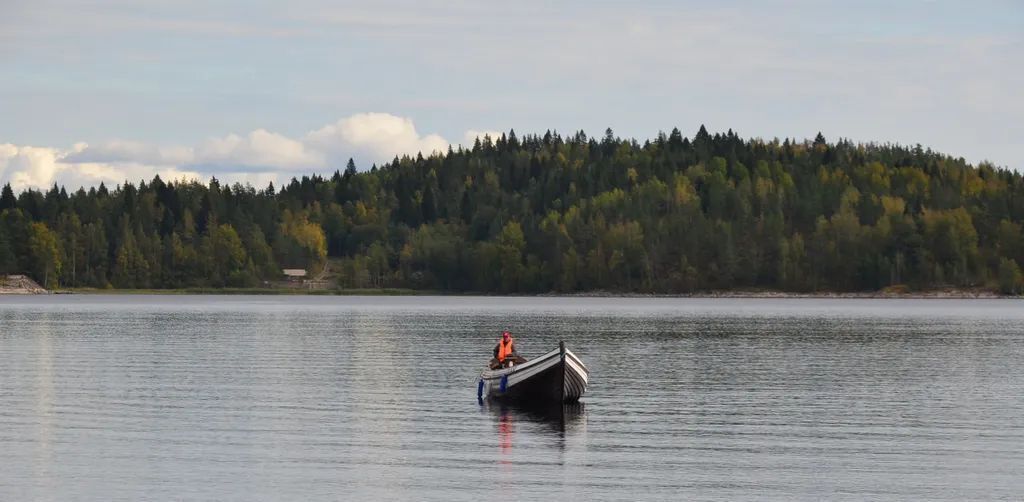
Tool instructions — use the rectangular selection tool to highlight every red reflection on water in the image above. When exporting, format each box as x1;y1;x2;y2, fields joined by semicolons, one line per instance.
498;408;513;463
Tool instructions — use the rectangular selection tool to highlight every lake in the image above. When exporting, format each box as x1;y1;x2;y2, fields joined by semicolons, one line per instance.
1;296;1023;500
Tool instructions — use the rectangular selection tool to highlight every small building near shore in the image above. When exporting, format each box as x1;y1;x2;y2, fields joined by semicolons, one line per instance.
282;269;307;281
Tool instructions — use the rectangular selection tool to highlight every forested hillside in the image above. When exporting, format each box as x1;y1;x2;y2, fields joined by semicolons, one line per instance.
2;127;1023;293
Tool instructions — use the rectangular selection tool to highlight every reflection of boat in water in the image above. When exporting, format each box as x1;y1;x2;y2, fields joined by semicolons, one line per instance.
478;341;589;404
485;400;587;435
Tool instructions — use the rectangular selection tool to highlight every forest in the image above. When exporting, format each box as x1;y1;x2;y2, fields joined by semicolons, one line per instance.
1;127;1023;294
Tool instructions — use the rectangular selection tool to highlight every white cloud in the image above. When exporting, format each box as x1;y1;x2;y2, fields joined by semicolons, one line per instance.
0;144;62;189
1;113;492;190
68;163;204;191
0;143;202;191
196;129;322;169
462;130;503;146
305;112;450;163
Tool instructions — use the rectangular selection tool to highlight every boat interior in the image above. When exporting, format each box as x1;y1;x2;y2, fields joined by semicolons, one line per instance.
488;355;528;370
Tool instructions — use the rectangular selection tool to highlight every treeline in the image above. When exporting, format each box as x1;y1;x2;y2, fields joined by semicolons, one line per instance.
2;127;1024;294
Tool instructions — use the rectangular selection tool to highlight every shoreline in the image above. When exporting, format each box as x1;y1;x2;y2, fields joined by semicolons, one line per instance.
48;287;423;296
551;290;1010;300
2;286;1017;299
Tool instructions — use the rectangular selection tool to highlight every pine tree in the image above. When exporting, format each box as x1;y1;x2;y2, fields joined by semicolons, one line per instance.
0;183;16;211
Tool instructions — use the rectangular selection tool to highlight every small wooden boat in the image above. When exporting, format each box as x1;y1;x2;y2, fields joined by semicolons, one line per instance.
478;341;589;404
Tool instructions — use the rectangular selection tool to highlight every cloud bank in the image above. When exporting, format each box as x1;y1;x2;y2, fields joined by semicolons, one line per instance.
306;113;450;165
0;113;491;191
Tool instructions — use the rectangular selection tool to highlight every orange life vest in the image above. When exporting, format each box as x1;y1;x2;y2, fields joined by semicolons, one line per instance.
497;337;515;362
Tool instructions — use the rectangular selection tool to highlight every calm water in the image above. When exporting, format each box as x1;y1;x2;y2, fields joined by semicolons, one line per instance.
1;296;1023;500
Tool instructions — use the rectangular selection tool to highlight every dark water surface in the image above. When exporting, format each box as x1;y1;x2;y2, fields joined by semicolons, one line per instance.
1;296;1023;500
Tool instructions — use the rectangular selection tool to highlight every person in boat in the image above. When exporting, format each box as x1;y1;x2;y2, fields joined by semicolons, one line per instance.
490;330;521;369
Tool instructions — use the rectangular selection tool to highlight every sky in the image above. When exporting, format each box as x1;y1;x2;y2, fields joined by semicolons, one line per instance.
1;0;1021;191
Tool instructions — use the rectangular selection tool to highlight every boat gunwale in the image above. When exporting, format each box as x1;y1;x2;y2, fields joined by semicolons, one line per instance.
480;345;589;379
480;348;561;380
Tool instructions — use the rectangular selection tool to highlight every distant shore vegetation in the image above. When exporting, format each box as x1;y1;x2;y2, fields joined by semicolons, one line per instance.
1;127;1023;295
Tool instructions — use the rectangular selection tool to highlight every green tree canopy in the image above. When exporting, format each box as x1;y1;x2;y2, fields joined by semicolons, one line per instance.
1;127;1022;294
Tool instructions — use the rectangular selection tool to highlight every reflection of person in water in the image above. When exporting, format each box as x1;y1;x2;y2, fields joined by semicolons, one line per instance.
498;407;513;457
495;409;512;461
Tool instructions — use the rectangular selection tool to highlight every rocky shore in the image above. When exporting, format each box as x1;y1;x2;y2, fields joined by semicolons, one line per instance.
0;275;48;294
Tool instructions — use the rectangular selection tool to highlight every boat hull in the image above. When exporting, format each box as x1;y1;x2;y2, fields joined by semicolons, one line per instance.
479;342;588;404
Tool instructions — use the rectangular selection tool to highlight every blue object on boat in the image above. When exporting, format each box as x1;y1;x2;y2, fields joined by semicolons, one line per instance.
477;379;484;400
499;374;508;393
